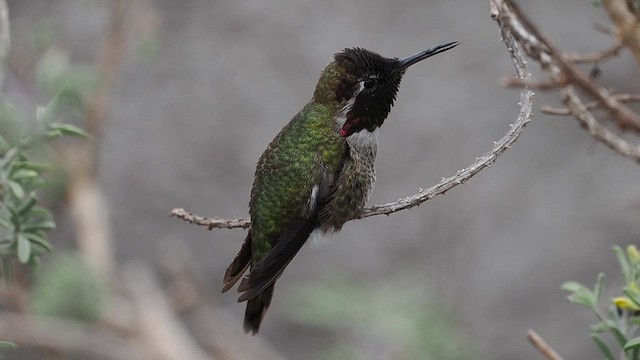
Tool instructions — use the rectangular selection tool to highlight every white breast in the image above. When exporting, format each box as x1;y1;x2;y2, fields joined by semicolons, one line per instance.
346;128;378;161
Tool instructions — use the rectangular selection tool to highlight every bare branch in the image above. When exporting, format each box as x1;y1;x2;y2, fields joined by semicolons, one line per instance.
494;0;640;163
506;0;640;134
171;4;535;230
527;329;565;360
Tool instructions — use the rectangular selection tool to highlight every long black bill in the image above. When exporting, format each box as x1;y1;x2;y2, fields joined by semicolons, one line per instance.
396;41;460;71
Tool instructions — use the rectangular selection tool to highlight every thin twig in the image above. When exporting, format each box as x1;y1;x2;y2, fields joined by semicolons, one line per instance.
171;2;535;230
501;76;562;90
594;22;618;36
527;329;565;360
541;93;640;115
561;86;640;162
563;41;624;63
171;208;250;230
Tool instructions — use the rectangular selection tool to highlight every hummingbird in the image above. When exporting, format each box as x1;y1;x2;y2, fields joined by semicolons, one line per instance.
222;41;459;334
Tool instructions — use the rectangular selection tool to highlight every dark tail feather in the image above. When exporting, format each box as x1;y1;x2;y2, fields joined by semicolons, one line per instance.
243;284;274;334
222;232;252;293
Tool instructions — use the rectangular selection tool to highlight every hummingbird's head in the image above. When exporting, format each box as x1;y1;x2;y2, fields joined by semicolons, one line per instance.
313;41;459;137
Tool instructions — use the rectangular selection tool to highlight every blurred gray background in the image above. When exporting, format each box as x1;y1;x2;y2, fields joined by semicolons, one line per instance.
7;0;640;359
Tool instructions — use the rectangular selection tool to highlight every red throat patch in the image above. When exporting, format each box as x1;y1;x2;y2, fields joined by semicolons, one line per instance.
340;113;371;138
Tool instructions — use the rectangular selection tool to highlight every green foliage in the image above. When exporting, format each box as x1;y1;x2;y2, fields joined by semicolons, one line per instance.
30;253;105;322
0;32;95;279
0;94;90;276
562;245;640;360
291;275;468;360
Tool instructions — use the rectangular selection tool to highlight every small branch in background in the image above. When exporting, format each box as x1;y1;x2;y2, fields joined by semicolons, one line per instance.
0;0;10;89
85;0;131;146
0;311;143;360
68;0;132;281
563;41;624;63
527;329;565;360
509;0;640;134
501;76;562;91
122;264;211;360
541;93;640;115
561;86;640;162
594;21;619;36
171;3;535;229
64;148;116;281
492;0;640;163
602;0;640;66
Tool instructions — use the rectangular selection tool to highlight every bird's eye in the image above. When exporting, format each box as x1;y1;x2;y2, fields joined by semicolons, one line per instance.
363;78;375;89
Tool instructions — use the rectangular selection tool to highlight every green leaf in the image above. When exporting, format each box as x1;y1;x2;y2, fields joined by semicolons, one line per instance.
609;322;628;347
46;129;62;140
0;339;15;358
592;335;615;360
28;254;41;271
590;321;609;333
28;206;53;221
7;180;24;198
614;246;632;284
0;133;8;151
624;336;640;351
16;196;37;216
562;281;596;309
23;219;56;232
0;214;10;229
7;206;19;230
624;286;640;307
594;273;605;301
17;233;31;263
9;169;39;180
0;341;15;349
36;105;54;125
562;281;587;293
23;232;52;252
14;161;52;172
49;123;91;139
